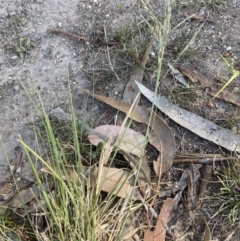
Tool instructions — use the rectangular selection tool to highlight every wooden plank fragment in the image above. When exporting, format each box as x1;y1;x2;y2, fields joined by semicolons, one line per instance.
136;82;240;152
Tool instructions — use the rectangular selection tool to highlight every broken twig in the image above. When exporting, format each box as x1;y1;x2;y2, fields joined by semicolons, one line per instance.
49;28;119;46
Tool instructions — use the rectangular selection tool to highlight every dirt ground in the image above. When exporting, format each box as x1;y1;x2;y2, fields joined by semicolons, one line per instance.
0;0;240;240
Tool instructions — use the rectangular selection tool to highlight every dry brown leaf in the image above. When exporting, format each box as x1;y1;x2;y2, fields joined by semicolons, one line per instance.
168;63;189;87
118;32;155;125
88;125;151;197
10;186;41;209
144;198;175;241
119;149;152;197
185;12;205;21
88;125;152;195
82;89;176;179
92;166;135;198
49;107;152;197
136;82;240;152
179;67;240;107
203;220;212;241
122;33;155;105
88;125;146;157
42;166;138;199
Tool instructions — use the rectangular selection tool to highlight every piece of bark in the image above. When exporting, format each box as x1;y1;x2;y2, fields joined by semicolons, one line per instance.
197;165;213;208
173;164;202;207
136;82;240;152
186;167;197;220
179;67;240;107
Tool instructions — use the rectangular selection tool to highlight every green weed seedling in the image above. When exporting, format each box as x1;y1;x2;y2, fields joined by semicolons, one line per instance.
15;37;31;58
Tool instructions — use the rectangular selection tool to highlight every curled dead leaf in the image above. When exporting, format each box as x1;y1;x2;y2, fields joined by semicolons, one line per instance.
82;89;176;178
88;125;146;157
144;198;175;241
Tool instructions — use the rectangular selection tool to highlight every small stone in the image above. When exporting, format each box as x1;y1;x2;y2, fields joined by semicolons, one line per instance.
226;46;232;51
222;52;230;57
58;22;62;28
13;85;20;92
207;100;214;109
86;4;92;10
91;105;99;111
150;51;156;57
43;47;52;58
114;91;118;96
11;56;18;60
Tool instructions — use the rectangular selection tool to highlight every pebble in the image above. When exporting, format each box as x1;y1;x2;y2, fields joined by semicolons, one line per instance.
58;22;62;28
91;105;99;111
114;91;118;96
11;56;18;60
150;51;156;57
43;47;52;58
13;85;20;92
226;46;232;51
222;52;230;57
207;100;214;109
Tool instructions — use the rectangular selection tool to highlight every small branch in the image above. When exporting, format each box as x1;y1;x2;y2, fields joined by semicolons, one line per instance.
49;28;119;46
173;154;236;164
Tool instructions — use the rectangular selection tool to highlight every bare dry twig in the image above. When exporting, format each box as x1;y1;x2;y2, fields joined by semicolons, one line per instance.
49;28;120;46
